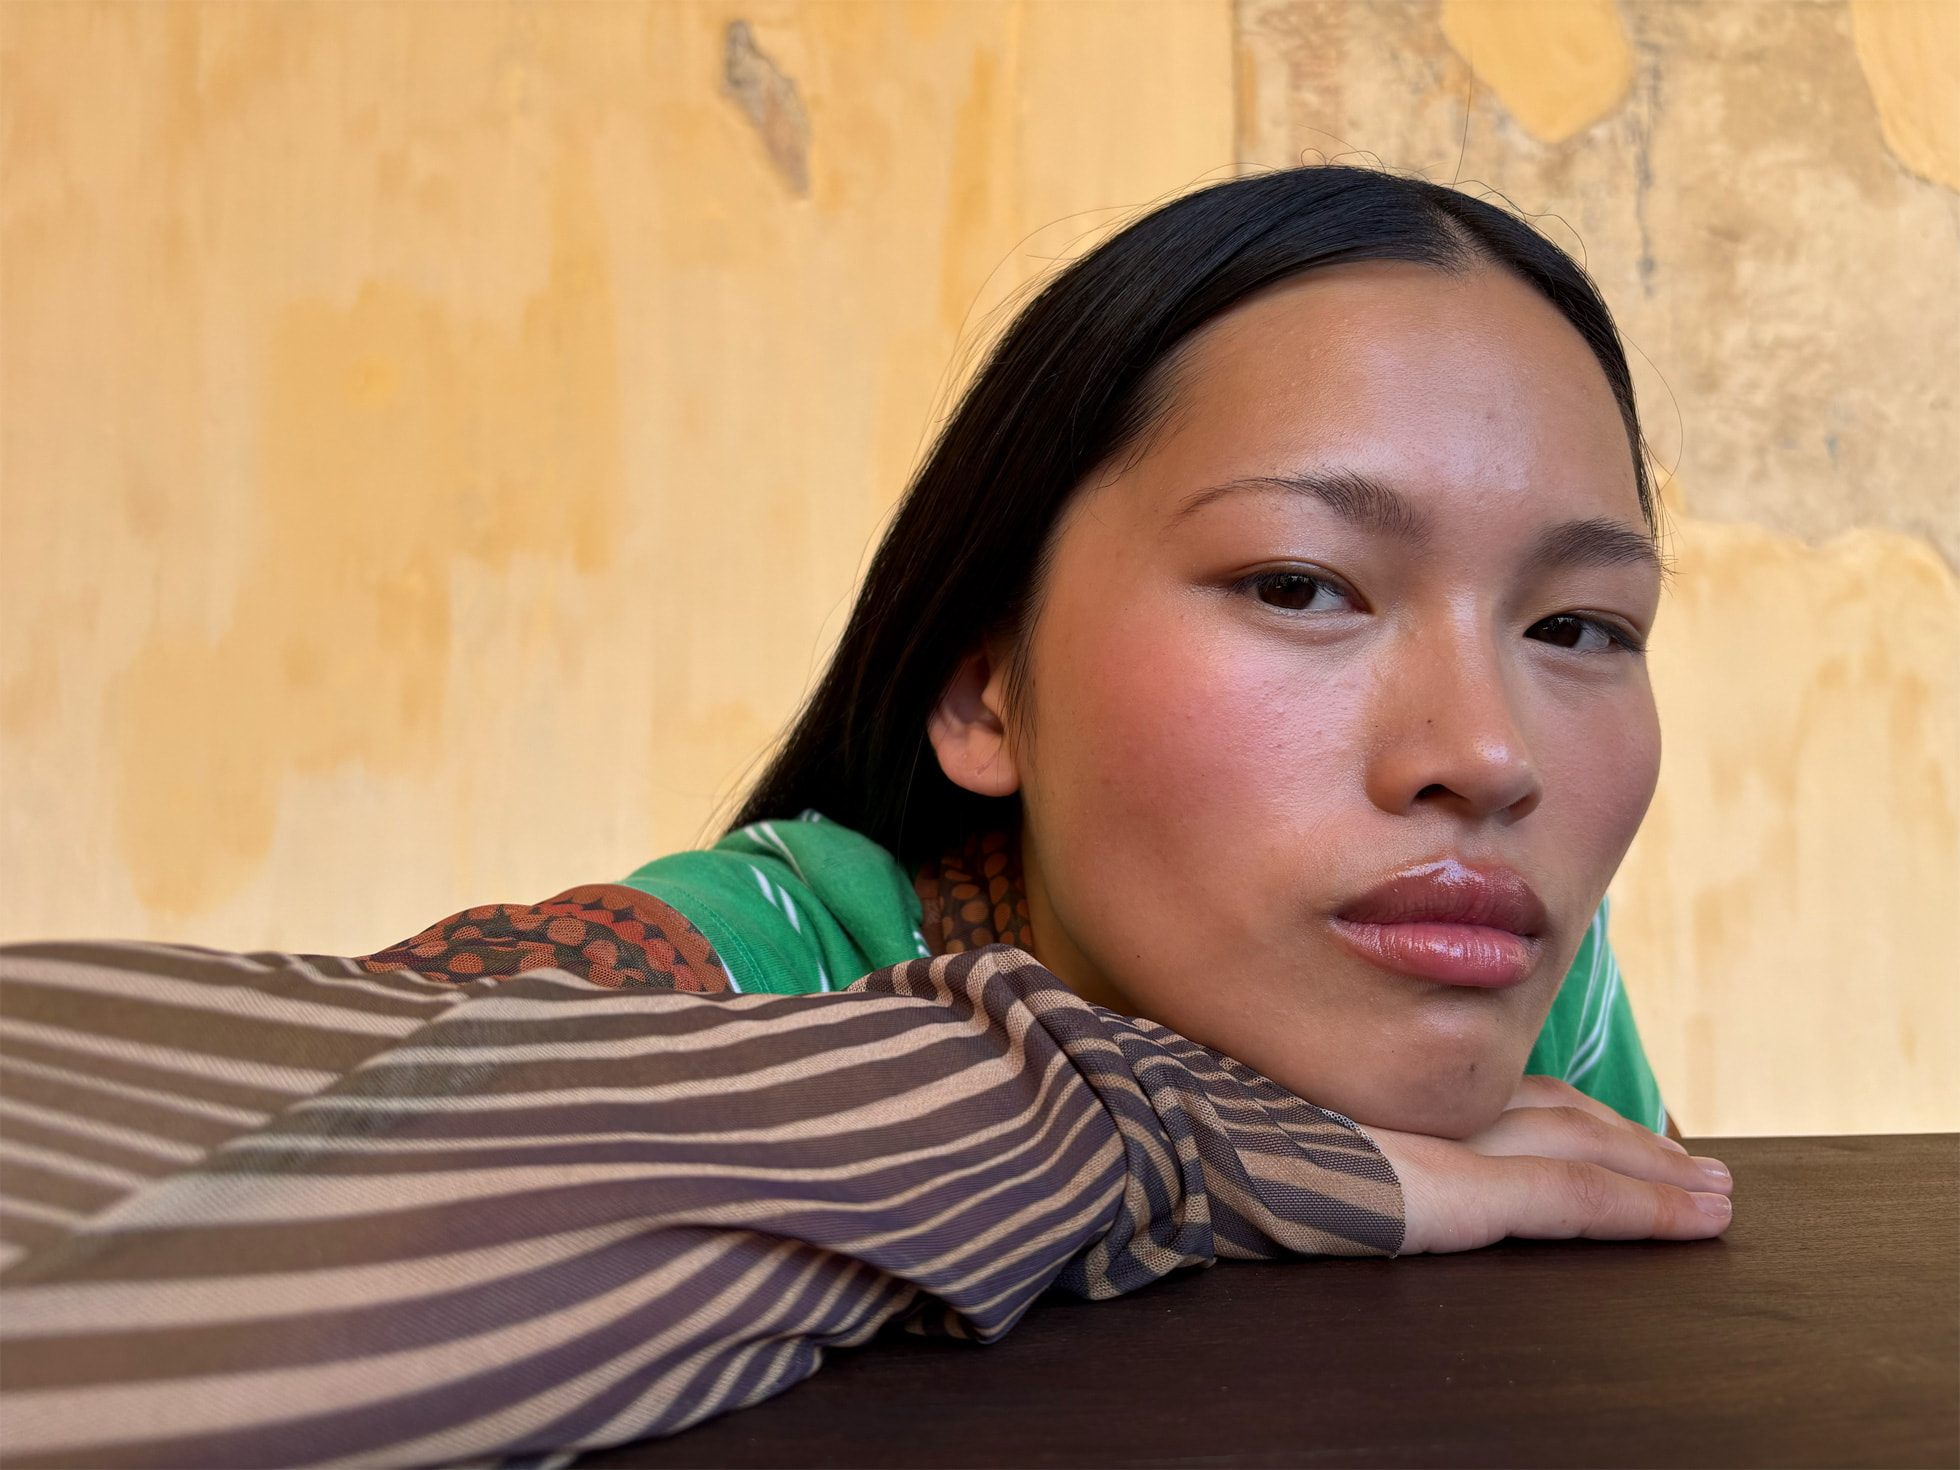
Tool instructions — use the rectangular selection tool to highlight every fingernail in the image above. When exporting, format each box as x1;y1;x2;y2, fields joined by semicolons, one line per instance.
1657;1136;1688;1154
1693;1157;1730;1184
1693;1192;1732;1220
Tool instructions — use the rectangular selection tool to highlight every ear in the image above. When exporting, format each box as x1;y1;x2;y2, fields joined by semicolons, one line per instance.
927;643;1021;798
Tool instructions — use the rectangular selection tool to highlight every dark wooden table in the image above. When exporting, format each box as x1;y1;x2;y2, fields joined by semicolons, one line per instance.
582;1134;1958;1469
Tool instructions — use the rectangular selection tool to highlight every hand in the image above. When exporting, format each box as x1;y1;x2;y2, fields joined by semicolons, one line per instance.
1369;1076;1733;1255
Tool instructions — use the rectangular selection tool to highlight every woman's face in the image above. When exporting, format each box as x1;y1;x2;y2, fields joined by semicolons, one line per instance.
937;261;1663;1139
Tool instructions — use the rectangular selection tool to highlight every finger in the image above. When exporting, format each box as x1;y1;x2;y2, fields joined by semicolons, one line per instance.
1499;1155;1732;1242
1475;1103;1732;1197
1381;1134;1733;1254
1504;1075;1686;1152
1379;1128;1732;1254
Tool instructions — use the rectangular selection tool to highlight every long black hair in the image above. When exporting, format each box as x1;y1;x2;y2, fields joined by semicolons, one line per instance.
733;165;1653;862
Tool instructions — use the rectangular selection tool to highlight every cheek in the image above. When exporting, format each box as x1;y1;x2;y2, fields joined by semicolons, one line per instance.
1033;589;1363;848
1541;677;1662;880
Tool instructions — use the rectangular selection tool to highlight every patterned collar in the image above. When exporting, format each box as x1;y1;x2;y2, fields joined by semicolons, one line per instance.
912;829;1035;956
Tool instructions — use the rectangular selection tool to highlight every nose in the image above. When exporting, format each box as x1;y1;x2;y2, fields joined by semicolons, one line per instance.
1363;616;1542;825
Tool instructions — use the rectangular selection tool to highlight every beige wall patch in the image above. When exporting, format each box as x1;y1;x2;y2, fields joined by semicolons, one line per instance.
1439;0;1635;145
1850;0;1960;191
1612;504;1960;1136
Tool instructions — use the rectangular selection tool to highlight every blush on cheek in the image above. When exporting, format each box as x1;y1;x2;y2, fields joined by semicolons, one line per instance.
1060;623;1350;851
1026;592;1375;1036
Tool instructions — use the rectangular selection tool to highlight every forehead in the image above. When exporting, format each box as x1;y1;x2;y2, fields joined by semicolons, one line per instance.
1130;261;1642;528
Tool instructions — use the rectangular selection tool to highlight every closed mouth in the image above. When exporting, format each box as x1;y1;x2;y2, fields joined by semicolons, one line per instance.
1330;858;1547;988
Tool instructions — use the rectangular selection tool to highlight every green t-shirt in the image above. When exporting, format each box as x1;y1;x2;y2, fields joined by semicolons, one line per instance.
623;811;1668;1132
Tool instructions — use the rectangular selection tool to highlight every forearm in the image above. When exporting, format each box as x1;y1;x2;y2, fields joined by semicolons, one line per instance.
0;957;1118;1465
0;943;1400;1468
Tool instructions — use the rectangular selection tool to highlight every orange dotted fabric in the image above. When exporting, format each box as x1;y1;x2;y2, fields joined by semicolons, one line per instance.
913;829;1034;957
360;884;732;992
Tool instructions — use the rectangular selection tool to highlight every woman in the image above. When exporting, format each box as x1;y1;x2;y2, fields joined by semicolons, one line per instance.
0;166;1730;1468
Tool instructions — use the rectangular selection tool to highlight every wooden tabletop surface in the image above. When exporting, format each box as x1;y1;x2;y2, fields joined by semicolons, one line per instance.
581;1132;1959;1469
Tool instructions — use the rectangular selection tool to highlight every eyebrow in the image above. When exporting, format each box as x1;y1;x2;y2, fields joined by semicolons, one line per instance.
1172;471;1429;539
1174;473;1661;574
1526;517;1664;575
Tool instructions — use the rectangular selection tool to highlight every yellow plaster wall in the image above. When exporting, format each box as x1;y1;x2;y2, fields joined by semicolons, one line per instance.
0;0;1232;953
1239;0;1960;1135
1850;0;1960;190
4;0;1955;1137
1437;0;1632;145
1614;502;1959;1137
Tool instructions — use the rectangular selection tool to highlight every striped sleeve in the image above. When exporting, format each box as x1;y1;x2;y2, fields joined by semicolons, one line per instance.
0;941;1402;1469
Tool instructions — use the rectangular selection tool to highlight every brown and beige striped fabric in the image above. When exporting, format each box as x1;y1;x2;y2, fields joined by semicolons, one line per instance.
0;939;1402;1468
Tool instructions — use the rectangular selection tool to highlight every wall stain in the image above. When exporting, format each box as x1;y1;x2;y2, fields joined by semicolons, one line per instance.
1849;0;1960;191
723;20;811;196
1439;0;1633;145
1626;35;1664;297
1241;0;1960;569
111;151;622;916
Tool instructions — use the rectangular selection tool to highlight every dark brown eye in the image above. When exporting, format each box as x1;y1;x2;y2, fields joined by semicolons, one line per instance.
1527;614;1622;651
1258;574;1329;610
1529;614;1585;647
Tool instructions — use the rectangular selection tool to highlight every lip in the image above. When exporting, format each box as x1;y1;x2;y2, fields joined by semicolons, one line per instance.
1331;858;1548;988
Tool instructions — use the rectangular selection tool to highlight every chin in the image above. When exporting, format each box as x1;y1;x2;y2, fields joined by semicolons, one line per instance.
1337;1086;1512;1141
1144;974;1537;1141
1278;1045;1523;1141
